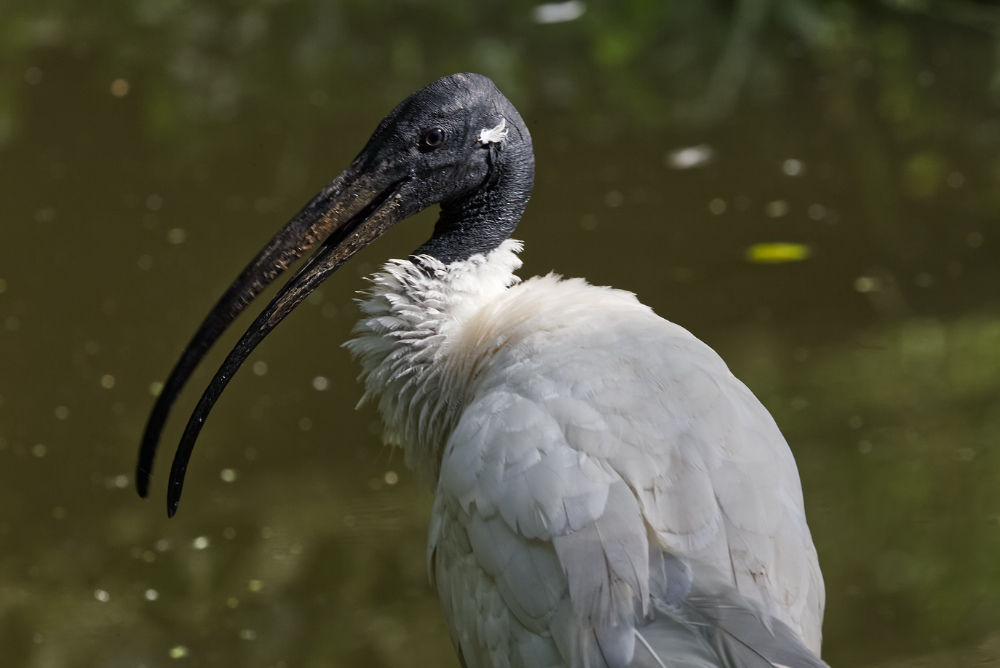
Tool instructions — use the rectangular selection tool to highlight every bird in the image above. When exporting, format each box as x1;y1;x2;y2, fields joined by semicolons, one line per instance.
136;73;827;668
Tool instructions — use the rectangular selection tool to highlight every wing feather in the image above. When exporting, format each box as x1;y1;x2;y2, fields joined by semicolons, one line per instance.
429;278;824;666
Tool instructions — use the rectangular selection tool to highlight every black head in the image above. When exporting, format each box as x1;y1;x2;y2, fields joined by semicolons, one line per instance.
363;73;534;256
134;73;534;515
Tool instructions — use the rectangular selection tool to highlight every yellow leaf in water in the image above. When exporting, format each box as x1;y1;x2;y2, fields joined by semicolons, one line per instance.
746;242;811;263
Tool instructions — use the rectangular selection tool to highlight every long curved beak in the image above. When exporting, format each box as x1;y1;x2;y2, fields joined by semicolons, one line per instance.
136;159;410;516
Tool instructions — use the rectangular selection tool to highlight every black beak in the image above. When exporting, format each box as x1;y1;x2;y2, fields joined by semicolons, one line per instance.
136;158;410;516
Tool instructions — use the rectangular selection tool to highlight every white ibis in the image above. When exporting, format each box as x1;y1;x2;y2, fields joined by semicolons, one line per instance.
137;73;827;667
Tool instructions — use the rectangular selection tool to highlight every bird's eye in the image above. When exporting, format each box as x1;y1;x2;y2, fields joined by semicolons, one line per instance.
421;128;446;149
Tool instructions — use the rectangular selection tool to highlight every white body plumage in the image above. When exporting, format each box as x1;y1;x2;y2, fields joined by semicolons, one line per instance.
347;240;825;668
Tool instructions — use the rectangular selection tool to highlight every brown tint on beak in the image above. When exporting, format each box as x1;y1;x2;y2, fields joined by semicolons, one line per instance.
136;161;408;516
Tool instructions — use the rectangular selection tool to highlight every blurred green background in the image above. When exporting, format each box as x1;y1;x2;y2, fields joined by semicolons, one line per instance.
2;0;1000;666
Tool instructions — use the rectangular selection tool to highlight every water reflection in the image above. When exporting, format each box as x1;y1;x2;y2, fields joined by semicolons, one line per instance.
1;2;999;666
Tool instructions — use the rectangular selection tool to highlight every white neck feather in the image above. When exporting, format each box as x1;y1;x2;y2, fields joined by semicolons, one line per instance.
344;239;523;481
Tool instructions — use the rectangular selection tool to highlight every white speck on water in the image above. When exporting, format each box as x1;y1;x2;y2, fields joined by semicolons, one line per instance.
169;645;188;659
664;144;714;169
808;204;826;220
146;194;163;211
782;159;804;176
764;200;789;218
94;589;110;602
145;589;159;601
32;444;47;458
113;475;129;489
166;228;186;244
580;214;598;231
192;536;209;550
708;198;726;215
155;539;171;552
100;374;115;389
227;597;239;609
858;440;873;454
252;361;268;376
149;381;163;396
604;190;623;208
384;471;399;486
223;527;236;540
249;579;263;592
54;405;69;420
312;376;328;391
239;629;257;641
110;78;130;97
220;468;238;483
854;276;881;293
532;0;585;24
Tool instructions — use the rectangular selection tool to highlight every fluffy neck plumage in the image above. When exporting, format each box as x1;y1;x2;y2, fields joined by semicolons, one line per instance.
344;240;523;482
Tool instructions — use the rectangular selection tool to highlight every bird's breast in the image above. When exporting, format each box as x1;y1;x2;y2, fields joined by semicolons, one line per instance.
345;239;655;482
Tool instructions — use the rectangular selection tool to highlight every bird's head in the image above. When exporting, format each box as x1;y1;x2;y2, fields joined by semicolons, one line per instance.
314;72;535;263
361;73;528;206
135;73;534;515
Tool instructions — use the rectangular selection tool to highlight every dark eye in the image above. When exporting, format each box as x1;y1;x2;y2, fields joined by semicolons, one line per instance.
421;128;446;149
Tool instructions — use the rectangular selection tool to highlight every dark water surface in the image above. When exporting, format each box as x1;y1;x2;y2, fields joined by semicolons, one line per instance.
2;2;1000;666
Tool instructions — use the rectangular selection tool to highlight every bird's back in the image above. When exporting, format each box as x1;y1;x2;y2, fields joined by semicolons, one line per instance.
349;243;825;667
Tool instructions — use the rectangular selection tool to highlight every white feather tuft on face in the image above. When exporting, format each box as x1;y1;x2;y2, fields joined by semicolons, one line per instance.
477;117;507;145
